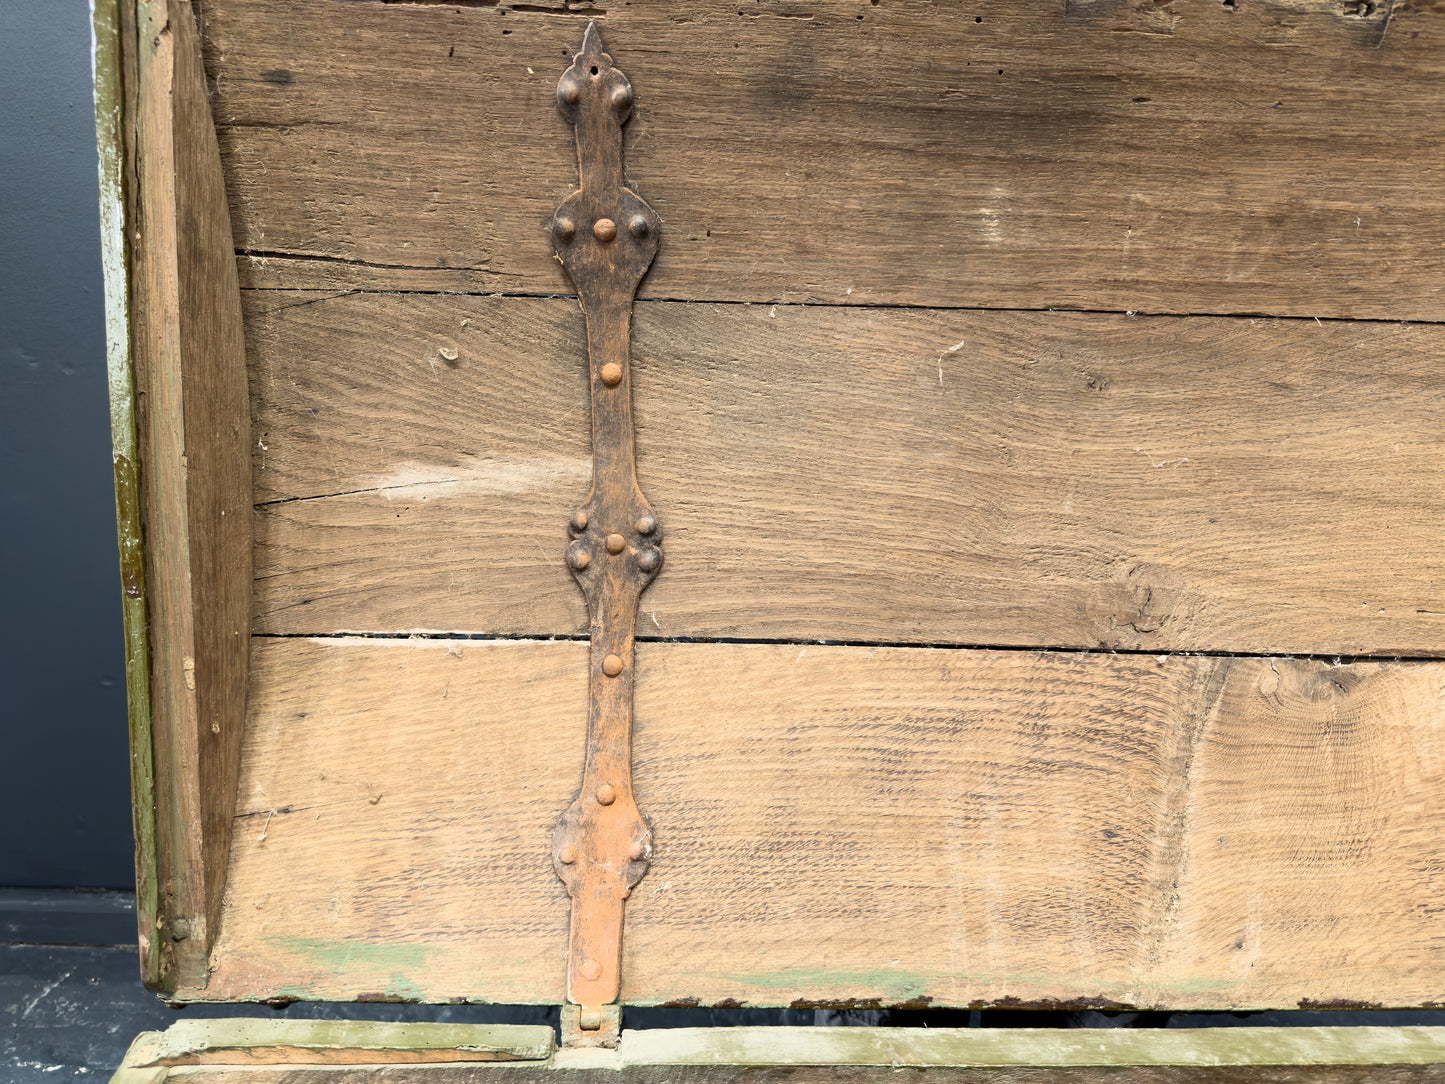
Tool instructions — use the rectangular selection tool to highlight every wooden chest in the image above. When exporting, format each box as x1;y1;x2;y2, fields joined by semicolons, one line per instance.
97;0;1445;1077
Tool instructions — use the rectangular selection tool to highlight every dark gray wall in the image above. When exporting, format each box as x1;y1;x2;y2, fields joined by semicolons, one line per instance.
0;0;134;889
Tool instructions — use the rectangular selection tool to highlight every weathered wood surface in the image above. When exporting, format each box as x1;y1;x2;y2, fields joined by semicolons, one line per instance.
110;1023;1445;1082
94;0;162;990
196;638;1445;1008
200;0;1445;319
123;0;252;990
128;1019;555;1066
119;1067;1445;1084
247;293;1445;656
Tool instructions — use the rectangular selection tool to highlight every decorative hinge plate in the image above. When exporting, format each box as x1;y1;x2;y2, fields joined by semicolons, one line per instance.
547;23;661;1049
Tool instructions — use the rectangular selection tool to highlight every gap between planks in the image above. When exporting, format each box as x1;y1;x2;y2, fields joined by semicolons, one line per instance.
235;278;1445;328
250;631;1443;666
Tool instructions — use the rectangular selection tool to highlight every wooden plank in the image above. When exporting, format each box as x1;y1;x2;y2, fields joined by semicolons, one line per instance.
108;1022;1445;1082
246;293;1445;656
93;0;161;988
194;638;1445;1008
112;1064;1445;1084
124;0;253;989
125;1020;554;1066
199;0;1445;319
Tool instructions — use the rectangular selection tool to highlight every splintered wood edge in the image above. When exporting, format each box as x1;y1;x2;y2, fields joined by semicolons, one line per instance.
92;0;160;986
111;1023;1445;1075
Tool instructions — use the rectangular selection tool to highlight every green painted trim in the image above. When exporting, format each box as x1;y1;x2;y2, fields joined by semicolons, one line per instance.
92;0;161;988
107;1067;166;1084
113;1022;1445;1075
620;1025;1445;1069
130;1020;555;1066
109;1033;168;1084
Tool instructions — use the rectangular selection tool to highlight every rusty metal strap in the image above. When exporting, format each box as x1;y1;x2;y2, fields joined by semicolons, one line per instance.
547;23;661;1049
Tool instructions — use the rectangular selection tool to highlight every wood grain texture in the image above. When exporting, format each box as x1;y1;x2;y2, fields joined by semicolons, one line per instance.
196;638;1445;1009
246;293;1445;655
115;1068;1445;1084
111;1023;1445;1082
126;0;252;989
196;0;1445;319
94;0;163;988
129;1020;554;1066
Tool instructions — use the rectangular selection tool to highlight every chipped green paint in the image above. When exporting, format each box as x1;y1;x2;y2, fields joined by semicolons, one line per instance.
266;935;440;973
92;0;162;992
385;973;427;1002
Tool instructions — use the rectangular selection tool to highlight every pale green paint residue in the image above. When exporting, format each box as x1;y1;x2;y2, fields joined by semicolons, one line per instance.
265;936;441;1003
142;1019;554;1064
623;1025;1445;1069
267;935;440;974
385;973;427;1002
92;0;160;992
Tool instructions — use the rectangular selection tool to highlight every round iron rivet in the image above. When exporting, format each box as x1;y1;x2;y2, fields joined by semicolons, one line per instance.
556;217;575;242
612;85;633;111
559;845;577;865
580;958;602;981
602;654;624;677
606;533;626;554
593;217;618;242
600;362;623;386
638;548;661;573
572;510;588;531
563;83;581;106
636;515;657;536
630;839;647;860
597;783;617;805
628;214;649;238
570;548;591;571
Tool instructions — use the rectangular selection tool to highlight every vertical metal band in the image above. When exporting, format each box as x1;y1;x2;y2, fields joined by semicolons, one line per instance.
547;23;661;1045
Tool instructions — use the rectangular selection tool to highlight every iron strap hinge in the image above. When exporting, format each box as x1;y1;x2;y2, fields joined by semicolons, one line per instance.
547;23;662;1048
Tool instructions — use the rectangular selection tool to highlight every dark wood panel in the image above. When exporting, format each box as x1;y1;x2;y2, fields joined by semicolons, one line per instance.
202;0;1445;318
246;292;1445;655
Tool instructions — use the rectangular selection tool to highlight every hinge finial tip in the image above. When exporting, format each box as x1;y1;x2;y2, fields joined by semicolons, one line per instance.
582;21;604;57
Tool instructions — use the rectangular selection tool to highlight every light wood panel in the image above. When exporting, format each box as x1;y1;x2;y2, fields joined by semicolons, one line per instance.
111;1022;1445;1083
198;637;1445;1008
113;1063;1445;1084
247;293;1445;656
124;0;253;990
199;0;1445;318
